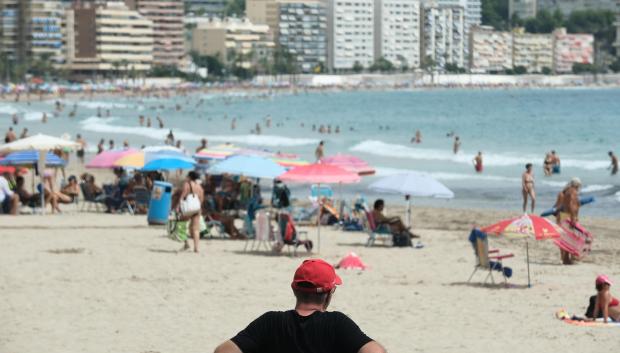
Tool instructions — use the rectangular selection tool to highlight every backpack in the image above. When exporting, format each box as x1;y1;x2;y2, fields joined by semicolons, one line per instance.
393;233;412;247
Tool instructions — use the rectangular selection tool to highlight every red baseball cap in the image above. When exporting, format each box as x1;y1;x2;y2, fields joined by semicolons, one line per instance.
291;259;342;293
596;275;612;286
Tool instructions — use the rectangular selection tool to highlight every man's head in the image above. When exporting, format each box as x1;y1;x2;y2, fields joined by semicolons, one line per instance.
551;150;556;155
569;177;581;189
373;199;384;211
609;151;614;157
526;163;532;171
291;259;342;310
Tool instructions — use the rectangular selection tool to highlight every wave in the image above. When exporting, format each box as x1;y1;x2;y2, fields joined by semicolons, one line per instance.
581;184;614;193
23;111;47;121
374;167;521;183
0;105;20;115
53;100;131;110
79;116;318;147
351;140;608;170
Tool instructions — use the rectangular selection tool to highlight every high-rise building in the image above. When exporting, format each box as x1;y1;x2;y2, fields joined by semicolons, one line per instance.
246;0;279;28
328;0;375;71
184;0;228;18
537;0;616;16
190;18;275;68
27;0;65;64
127;0;185;67
469;25;513;73
427;0;479;67
509;0;537;19
512;28;553;72
552;27;593;73
278;0;328;73
422;4;465;69
65;1;154;76
0;0;20;60
374;0;421;69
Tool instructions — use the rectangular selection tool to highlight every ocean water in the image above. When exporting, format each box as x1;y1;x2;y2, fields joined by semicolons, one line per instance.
1;87;619;218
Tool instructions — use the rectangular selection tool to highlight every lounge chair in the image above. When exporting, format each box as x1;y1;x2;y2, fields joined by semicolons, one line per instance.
79;183;104;212
276;212;310;256
364;210;392;247
467;229;514;285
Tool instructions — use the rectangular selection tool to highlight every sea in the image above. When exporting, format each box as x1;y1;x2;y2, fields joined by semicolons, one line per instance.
1;87;619;218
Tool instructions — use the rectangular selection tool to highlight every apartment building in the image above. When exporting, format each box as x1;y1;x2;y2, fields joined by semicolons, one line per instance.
512;29;553;72
422;4;466;69
374;0;421;69
127;0;185;67
0;0;20;59
509;0;537;19
246;0;280;29
469;25;513;72
552;27;593;73
278;0;328;73
65;1;154;76
190;18;275;69
537;0;616;16
328;0;375;70
28;0;65;64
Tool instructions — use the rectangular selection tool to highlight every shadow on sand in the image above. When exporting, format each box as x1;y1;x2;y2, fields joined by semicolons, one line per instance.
448;281;531;290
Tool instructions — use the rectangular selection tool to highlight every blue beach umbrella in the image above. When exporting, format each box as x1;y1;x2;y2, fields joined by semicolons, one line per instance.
142;158;196;171
0;150;66;167
209;155;286;179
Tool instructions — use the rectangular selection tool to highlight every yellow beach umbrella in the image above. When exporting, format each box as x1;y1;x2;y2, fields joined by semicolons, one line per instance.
114;152;145;168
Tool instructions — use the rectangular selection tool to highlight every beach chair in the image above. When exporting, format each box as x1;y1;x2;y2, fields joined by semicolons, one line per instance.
79;183;104;212
244;210;272;252
467;229;514;285
364;210;393;247
292;204;319;226
276;212;310;256
133;187;150;214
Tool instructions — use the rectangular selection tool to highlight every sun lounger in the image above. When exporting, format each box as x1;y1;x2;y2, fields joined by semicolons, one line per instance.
467;228;514;285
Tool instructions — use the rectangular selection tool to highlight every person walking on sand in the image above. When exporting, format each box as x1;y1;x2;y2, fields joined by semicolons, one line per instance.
76;134;86;164
213;259;386;353
453;136;461;154
315;141;324;162
554;177;581;265
609;151;618;175
522;163;535;213
178;171;204;253
473;152;483;173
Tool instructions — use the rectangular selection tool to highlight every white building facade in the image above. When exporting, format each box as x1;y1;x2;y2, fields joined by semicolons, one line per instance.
374;0;421;69
328;0;375;70
422;4;466;69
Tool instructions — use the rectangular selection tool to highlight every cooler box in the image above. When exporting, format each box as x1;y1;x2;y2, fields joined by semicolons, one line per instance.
148;181;172;225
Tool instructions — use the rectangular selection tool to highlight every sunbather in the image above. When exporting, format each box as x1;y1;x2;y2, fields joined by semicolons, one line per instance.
588;275;620;323
50;175;80;212
371;199;419;238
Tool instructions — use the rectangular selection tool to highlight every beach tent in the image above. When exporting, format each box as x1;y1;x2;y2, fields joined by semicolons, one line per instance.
482;214;563;287
368;172;454;227
0;134;79;214
209;155;285;179
279;164;360;252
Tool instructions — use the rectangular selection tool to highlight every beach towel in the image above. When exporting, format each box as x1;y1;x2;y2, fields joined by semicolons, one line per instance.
556;309;620;327
554;220;593;258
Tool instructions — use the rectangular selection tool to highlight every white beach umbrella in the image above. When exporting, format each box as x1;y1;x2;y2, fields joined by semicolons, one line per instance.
0;134;80;214
368;172;454;227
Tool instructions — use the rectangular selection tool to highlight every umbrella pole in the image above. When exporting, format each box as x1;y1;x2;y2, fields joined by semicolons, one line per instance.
317;182;321;253
406;195;411;228
526;240;531;288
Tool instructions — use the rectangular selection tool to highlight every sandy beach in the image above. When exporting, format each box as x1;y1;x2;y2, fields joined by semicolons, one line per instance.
1;203;619;353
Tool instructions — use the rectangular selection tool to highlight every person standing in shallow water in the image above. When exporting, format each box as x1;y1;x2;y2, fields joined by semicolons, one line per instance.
522;163;535;213
453;136;461;154
609;151;618;175
315;141;324;162
473;152;483;173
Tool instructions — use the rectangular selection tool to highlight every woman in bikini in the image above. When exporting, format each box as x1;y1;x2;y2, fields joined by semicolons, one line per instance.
522;163;535;213
589;275;620;323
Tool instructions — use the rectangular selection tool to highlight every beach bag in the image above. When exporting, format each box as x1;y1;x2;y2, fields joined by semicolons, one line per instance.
393;233;412;247
180;182;201;216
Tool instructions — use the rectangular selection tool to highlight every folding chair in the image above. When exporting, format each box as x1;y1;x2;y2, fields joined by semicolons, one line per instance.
79;183;104;212
276;212;310;256
244;210;272;252
133;187;150;214
467;229;514;285
364;210;392;247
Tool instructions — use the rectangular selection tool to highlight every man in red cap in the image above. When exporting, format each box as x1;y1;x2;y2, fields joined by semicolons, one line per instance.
214;259;385;353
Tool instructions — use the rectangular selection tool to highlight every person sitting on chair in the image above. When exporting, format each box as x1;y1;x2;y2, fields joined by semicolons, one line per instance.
50;175;80;212
371;199;419;239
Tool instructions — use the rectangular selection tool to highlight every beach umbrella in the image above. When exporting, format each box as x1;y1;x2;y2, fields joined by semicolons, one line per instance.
86;149;138;169
481;214;564;287
142;145;185;154
279;164;360;252
321;154;375;176
0;150;65;167
194;144;240;161
209;155;286;179
0;134;79;214
142;158;195;171
368;172;454;227
114;150;192;169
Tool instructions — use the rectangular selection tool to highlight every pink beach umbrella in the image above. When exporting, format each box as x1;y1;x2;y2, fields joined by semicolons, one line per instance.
321;154;375;176
279;163;360;252
86;149;138;169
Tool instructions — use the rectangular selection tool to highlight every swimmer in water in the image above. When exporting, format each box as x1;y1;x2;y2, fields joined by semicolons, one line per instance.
609;151;618;175
412;130;422;144
453;136;461;154
139;115;144;126
473;151;483;173
42;113;47;123
146;117;152;127
231;118;237;130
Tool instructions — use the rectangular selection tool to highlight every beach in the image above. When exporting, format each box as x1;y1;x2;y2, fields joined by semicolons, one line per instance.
1;204;619;353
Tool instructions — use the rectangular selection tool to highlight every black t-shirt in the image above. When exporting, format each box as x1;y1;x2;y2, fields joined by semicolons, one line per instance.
231;310;373;353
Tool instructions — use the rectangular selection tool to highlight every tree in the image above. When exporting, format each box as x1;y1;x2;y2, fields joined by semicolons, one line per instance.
370;57;395;72
272;48;297;75
352;61;364;73
513;65;527;74
572;62;597;74
481;0;510;30
191;51;225;77
542;67;552;75
524;9;564;33
566;10;616;51
225;0;245;17
445;63;466;73
610;58;620;73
